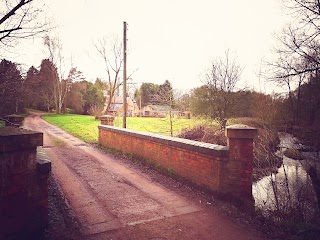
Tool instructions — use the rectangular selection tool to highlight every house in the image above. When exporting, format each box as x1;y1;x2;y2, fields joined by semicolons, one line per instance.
104;93;139;116
117;97;140;117
141;105;182;118
181;111;191;119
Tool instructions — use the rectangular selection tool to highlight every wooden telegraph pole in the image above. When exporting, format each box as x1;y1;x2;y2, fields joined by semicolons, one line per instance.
123;21;127;128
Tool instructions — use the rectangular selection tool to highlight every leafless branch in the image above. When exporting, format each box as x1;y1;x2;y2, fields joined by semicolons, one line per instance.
0;0;51;49
94;36;124;114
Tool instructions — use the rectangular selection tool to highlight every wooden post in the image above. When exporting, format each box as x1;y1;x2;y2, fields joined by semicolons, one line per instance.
123;21;127;128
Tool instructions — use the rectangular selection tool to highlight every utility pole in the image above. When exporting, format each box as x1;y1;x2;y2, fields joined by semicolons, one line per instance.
123;21;127;128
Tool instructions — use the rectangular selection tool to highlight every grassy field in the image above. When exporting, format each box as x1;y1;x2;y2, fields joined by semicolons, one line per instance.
42;114;100;143
42;114;204;143
113;117;201;135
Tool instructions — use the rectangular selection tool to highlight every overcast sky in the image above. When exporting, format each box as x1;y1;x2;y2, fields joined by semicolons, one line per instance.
12;0;290;93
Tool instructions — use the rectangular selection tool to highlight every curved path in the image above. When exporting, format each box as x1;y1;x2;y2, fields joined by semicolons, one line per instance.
25;113;265;240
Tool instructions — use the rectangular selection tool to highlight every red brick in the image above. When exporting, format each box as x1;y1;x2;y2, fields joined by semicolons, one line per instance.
98;125;256;201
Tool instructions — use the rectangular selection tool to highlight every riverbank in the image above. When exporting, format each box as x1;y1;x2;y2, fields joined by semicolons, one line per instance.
253;131;320;239
285;126;320;156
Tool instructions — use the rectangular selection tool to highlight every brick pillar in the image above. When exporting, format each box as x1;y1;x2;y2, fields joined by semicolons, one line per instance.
100;115;114;126
0;127;50;237
36;146;52;232
222;124;257;205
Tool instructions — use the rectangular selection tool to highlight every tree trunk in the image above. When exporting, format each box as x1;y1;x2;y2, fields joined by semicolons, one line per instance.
307;166;320;211
287;82;296;126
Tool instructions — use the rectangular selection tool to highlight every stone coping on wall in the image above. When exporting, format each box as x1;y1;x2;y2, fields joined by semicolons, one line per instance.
0;127;43;152
99;125;229;157
36;146;52;174
225;124;258;139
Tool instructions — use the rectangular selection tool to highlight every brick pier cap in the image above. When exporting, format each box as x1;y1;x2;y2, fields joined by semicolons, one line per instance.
225;124;258;139
100;115;114;126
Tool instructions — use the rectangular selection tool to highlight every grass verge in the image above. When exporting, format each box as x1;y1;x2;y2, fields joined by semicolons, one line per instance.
113;116;203;136
42;114;100;143
42;114;203;143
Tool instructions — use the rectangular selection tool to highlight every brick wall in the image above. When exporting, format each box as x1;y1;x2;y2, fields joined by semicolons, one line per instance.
99;124;257;202
0;127;51;238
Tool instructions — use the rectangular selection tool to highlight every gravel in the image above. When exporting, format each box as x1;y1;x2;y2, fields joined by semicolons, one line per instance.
42;173;83;240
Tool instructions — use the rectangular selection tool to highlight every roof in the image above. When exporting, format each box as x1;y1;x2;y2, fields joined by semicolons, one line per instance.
146;105;171;112
106;95;139;112
108;103;123;112
107;96;123;104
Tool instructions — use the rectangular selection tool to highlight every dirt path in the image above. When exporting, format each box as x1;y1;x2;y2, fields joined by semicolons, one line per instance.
25;113;266;240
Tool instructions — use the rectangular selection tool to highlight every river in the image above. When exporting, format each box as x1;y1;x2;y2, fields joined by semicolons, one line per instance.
252;132;320;218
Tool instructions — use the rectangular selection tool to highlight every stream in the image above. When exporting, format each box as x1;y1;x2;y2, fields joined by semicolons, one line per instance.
253;132;320;218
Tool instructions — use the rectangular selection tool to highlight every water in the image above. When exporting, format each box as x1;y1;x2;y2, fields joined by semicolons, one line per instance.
253;132;319;218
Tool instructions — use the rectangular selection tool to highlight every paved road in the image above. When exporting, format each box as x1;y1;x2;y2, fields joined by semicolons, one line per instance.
25;113;265;240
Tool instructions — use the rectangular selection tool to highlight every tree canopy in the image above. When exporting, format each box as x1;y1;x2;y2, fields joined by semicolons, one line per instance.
194;50;243;128
134;80;174;108
0;59;23;116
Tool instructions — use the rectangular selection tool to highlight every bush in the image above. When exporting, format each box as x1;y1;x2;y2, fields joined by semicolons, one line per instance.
89;105;104;120
178;125;205;141
178;124;227;146
227;117;264;129
283;148;304;160
253;127;282;181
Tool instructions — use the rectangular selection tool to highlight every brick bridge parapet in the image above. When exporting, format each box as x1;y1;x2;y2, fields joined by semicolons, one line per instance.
98;123;257;204
0;127;51;238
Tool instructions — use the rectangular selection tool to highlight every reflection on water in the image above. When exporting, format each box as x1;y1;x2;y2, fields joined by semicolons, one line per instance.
253;133;319;218
253;157;310;211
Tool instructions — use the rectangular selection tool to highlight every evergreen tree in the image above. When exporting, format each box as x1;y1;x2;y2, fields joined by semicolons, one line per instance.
0;59;23;116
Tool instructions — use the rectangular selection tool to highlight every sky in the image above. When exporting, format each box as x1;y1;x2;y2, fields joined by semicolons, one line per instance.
10;0;290;94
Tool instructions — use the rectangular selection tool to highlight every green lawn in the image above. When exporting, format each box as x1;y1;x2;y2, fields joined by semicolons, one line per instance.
42;114;204;143
42;114;100;143
114;117;201;136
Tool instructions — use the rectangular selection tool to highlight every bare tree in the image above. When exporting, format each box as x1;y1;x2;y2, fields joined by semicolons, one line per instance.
149;80;175;136
267;1;320;123
95;36;137;115
44;35;62;113
95;37;124;115
201;49;243;128
271;0;320;79
0;0;49;49
267;54;308;125
44;35;70;114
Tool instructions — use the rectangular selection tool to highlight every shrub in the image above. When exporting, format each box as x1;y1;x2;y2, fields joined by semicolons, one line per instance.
283;148;304;160
177;124;227;146
89;105;104;120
